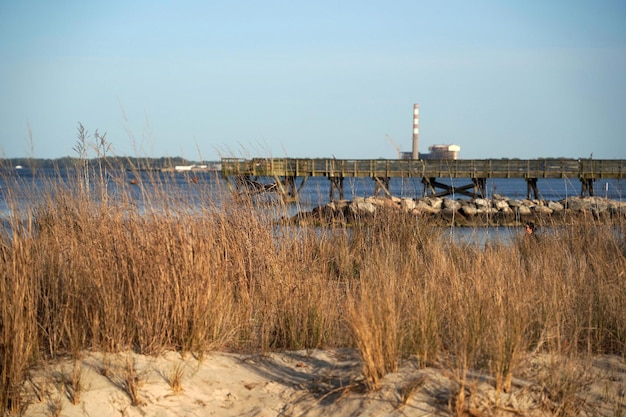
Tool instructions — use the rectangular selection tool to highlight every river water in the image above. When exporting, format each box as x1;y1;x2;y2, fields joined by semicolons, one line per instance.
1;167;624;245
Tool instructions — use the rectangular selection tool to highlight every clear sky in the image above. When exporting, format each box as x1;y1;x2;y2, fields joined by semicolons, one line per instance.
1;0;625;161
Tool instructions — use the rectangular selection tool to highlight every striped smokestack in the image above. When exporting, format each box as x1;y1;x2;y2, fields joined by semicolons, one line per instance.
412;104;419;159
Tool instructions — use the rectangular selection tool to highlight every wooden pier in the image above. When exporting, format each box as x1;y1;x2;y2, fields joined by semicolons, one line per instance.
221;158;626;201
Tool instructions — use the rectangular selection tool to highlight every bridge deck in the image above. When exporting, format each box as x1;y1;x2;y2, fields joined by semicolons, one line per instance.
221;158;626;180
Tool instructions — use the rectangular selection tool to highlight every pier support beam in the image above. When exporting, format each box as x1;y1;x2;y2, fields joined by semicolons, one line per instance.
373;177;391;197
472;178;486;199
526;178;541;200
421;177;486;198
225;175;310;202
421;177;436;197
580;178;595;197
227;175;272;194
329;176;344;202
272;175;308;202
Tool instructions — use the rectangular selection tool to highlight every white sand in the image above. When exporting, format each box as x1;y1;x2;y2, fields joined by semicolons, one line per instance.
21;349;625;416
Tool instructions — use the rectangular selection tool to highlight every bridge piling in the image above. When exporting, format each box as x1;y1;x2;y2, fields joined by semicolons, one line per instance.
526;178;541;200
373;177;391;197
580;178;595;197
329;177;344;202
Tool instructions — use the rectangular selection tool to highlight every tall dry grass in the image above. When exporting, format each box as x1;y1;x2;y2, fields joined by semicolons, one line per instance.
1;162;625;412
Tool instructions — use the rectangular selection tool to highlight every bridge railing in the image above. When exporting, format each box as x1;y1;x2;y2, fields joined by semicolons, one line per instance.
221;158;626;180
579;159;626;178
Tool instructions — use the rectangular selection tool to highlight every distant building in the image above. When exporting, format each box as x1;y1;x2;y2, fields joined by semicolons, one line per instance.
174;164;209;171
395;103;460;160
420;144;461;160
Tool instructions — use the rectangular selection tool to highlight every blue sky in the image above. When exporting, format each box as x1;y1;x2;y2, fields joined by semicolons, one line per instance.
1;0;625;160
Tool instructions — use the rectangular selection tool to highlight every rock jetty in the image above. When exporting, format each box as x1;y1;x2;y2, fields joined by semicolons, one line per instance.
287;195;626;227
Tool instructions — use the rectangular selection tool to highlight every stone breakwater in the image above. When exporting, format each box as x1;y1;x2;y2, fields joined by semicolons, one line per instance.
288;195;626;227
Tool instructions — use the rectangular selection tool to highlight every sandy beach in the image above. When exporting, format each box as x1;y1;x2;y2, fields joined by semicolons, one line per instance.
21;349;626;417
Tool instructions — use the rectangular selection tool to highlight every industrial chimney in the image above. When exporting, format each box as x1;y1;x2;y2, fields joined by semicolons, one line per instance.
412;104;419;159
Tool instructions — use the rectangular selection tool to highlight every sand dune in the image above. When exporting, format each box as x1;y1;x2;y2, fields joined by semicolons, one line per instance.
21;349;625;416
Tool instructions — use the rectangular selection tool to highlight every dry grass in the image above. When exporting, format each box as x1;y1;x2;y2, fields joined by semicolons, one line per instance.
1;159;625;413
121;355;143;406
65;360;84;405
398;374;426;407
165;360;185;395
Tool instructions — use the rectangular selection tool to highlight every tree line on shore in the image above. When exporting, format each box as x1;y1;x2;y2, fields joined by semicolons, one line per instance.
0;156;220;171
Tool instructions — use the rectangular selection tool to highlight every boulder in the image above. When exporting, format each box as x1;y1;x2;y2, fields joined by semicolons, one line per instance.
547;201;564;211
297;195;621;227
515;205;532;216
415;200;441;215
365;196;384;206
426;197;443;209
562;197;610;212
563;197;584;211
474;198;490;209
381;198;399;209
493;209;515;223
443;198;462;211
493;199;510;211
590;197;609;212
532;205;553;215
461;205;479;216
476;207;499;215
608;201;626;215
400;198;417;211
441;208;463;221
352;200;376;214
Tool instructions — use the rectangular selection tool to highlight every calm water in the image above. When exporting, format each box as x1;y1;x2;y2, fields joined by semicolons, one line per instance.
1;167;624;245
2;166;624;212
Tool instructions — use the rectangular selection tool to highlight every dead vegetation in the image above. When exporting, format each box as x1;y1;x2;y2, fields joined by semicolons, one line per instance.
1;159;625;415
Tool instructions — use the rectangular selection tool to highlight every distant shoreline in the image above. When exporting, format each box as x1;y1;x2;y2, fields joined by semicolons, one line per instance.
1;157;221;171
